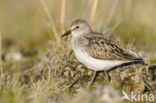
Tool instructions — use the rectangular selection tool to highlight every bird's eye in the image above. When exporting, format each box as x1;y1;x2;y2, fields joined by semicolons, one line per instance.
76;26;79;28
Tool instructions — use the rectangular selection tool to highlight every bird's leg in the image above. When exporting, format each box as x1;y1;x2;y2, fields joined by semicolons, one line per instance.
89;71;98;85
104;70;111;83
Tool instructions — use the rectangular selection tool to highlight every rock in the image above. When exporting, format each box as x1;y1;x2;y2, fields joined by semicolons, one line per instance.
5;51;23;61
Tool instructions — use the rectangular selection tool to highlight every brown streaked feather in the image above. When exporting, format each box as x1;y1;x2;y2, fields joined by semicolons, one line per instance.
80;32;143;61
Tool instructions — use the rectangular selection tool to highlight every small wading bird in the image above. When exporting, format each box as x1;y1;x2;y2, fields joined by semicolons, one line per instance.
61;19;145;84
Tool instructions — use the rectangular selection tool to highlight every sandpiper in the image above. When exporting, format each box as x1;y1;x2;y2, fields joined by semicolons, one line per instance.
61;19;145;83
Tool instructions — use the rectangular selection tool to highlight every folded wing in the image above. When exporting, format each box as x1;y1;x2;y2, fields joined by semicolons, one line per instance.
84;33;143;61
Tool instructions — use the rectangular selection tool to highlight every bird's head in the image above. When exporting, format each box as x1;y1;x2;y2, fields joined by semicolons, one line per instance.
61;19;92;38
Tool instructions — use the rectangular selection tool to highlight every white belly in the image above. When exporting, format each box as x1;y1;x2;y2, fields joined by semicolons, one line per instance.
73;48;129;71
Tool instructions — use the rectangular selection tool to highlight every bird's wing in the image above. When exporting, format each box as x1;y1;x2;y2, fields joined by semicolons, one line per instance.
84;34;142;61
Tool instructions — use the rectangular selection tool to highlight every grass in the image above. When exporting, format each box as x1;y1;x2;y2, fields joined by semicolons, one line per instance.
0;0;156;103
0;29;2;74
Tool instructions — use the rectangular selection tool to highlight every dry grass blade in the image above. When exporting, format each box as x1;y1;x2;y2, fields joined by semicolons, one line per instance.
89;0;98;23
0;29;2;74
83;0;93;19
39;0;61;45
103;19;121;35
105;0;119;27
60;0;66;34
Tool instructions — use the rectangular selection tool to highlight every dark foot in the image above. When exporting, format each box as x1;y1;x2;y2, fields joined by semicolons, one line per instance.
104;71;111;83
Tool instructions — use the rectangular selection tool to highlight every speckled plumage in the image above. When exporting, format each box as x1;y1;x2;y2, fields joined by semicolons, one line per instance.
77;33;142;61
63;19;144;72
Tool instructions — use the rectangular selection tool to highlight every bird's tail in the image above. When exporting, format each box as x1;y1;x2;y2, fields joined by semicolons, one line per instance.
133;58;147;66
108;59;147;72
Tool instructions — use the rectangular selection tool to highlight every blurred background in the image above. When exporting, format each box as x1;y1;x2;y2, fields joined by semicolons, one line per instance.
1;0;156;52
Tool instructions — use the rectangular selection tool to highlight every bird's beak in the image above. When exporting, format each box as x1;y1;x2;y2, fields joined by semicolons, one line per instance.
61;30;71;38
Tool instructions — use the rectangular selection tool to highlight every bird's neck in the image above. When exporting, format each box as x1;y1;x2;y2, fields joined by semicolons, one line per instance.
71;35;87;50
